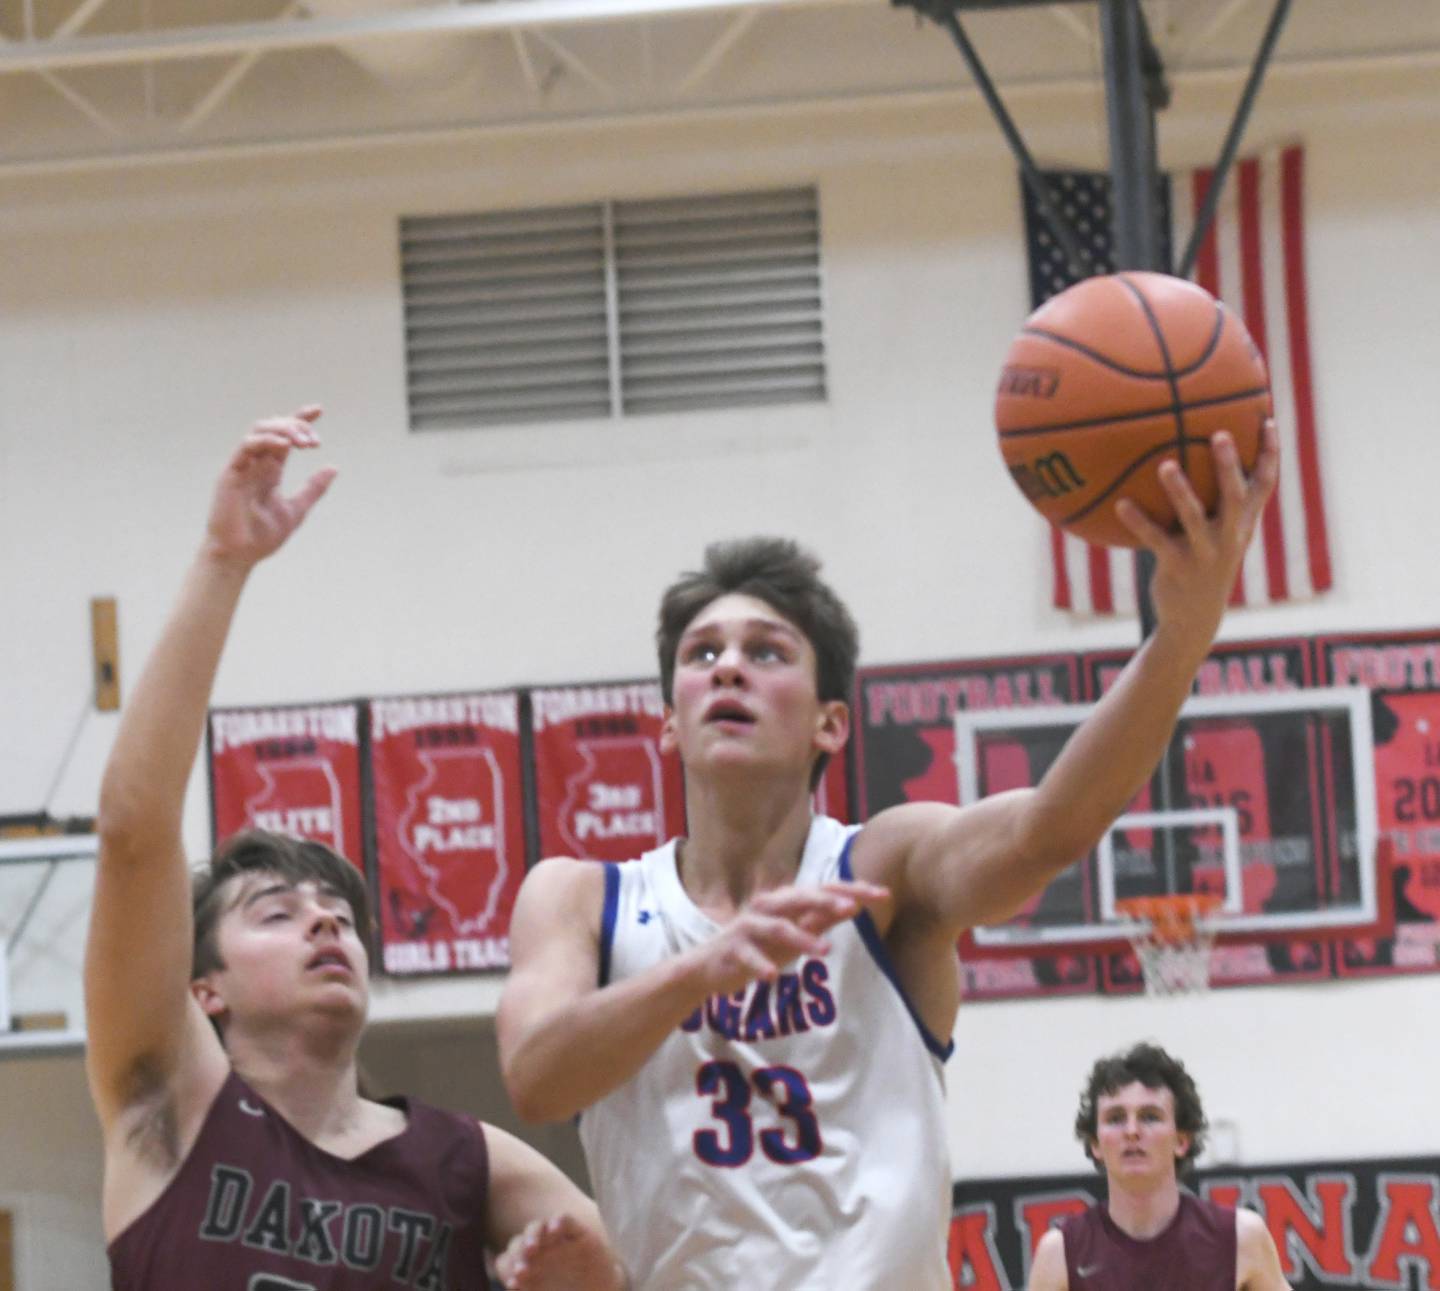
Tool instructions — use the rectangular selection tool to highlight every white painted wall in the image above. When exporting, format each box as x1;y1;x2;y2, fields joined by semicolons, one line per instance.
1;56;1436;1287
0;1058;108;1290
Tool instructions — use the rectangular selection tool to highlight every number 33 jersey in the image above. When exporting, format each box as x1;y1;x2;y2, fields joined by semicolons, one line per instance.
578;815;954;1291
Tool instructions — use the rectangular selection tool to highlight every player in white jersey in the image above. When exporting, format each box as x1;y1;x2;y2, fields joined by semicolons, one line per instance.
580;815;951;1287
498;426;1279;1290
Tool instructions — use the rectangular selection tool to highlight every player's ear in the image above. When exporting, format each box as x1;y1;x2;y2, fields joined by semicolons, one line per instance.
1174;1132;1191;1162
659;704;678;756
1089;1136;1103;1163
815;699;849;756
190;975;228;1023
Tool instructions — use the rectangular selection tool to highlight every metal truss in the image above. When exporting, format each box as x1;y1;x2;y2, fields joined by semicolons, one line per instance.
1;0;1437;172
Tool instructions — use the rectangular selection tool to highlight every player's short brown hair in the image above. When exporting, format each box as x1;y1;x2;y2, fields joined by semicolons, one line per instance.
191;829;372;980
1074;1041;1208;1172
656;537;859;790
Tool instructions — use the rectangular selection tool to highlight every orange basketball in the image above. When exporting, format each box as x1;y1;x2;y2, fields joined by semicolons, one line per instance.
995;271;1271;548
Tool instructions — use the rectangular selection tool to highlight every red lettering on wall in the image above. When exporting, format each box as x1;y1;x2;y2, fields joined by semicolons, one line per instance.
1367;1177;1440;1290
1255;1175;1356;1280
947;1205;1006;1291
1202;1181;1245;1209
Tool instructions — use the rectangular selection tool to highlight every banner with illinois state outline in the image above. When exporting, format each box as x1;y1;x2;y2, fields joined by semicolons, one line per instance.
208;702;366;873
368;692;525;975
529;681;686;863
528;678;855;868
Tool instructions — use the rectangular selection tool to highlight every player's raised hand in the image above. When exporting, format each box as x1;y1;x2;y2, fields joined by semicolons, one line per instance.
495;1214;627;1291
1115;419;1279;641
694;879;889;996
203;406;337;567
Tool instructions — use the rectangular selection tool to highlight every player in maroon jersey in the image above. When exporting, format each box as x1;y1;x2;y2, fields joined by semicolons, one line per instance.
87;408;624;1290
1027;1043;1289;1291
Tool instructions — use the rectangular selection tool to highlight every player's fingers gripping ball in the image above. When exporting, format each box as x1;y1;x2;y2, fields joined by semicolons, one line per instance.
995;271;1272;548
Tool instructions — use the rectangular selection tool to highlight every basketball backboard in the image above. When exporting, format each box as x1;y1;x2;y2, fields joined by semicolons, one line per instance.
0;834;96;1055
954;686;1381;953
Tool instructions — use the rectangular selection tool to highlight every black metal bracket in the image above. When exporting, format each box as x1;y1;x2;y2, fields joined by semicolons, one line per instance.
895;0;1092;276
1178;0;1293;278
896;0;1172;631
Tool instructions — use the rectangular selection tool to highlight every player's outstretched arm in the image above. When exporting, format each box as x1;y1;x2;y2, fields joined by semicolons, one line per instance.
497;858;885;1122
1237;1207;1292;1291
85;409;336;1133
486;1126;627;1290
1026;1229;1070;1291
856;422;1279;933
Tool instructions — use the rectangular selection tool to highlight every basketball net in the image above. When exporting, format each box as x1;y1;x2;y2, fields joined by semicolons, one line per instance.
1114;895;1223;996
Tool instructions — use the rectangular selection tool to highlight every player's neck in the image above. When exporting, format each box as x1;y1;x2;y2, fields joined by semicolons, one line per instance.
1105;1172;1183;1241
679;780;815;915
227;1019;368;1140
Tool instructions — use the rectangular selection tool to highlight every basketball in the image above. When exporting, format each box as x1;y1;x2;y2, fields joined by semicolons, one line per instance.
994;271;1272;548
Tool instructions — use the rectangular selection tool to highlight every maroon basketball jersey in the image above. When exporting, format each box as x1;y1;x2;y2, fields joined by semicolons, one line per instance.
1060;1192;1237;1291
109;1071;491;1289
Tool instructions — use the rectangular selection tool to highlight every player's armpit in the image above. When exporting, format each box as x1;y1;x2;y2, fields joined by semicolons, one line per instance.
86;796;231;1139
84;881;229;1134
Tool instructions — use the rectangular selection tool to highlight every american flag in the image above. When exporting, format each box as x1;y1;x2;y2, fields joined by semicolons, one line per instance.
1021;144;1333;616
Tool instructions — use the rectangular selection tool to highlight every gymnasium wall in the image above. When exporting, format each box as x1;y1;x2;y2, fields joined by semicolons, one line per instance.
0;57;1435;1287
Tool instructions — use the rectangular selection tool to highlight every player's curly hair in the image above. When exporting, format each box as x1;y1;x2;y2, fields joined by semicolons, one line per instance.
191;829;372;981
1074;1042;1208;1173
656;537;859;790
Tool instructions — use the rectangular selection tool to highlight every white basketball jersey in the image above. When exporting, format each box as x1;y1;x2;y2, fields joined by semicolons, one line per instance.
578;815;954;1291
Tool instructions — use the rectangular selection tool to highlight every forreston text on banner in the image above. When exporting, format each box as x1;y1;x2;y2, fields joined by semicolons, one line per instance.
208;702;366;873
368;692;526;975
529;682;685;864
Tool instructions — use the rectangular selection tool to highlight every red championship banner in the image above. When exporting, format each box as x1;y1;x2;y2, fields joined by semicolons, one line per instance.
528;679;853;864
1322;630;1440;978
208;702;365;869
529;682;686;863
368;693;526;976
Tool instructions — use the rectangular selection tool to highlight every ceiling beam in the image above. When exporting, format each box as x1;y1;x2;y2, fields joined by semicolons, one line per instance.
54;0;116;40
180;0;306;133
0;0;871;77
1043;3;1095;49
1171;0;1258;66
527;27;616;98
673;8;761;95
38;69;124;136
510;29;545;101
5;41;1436;180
